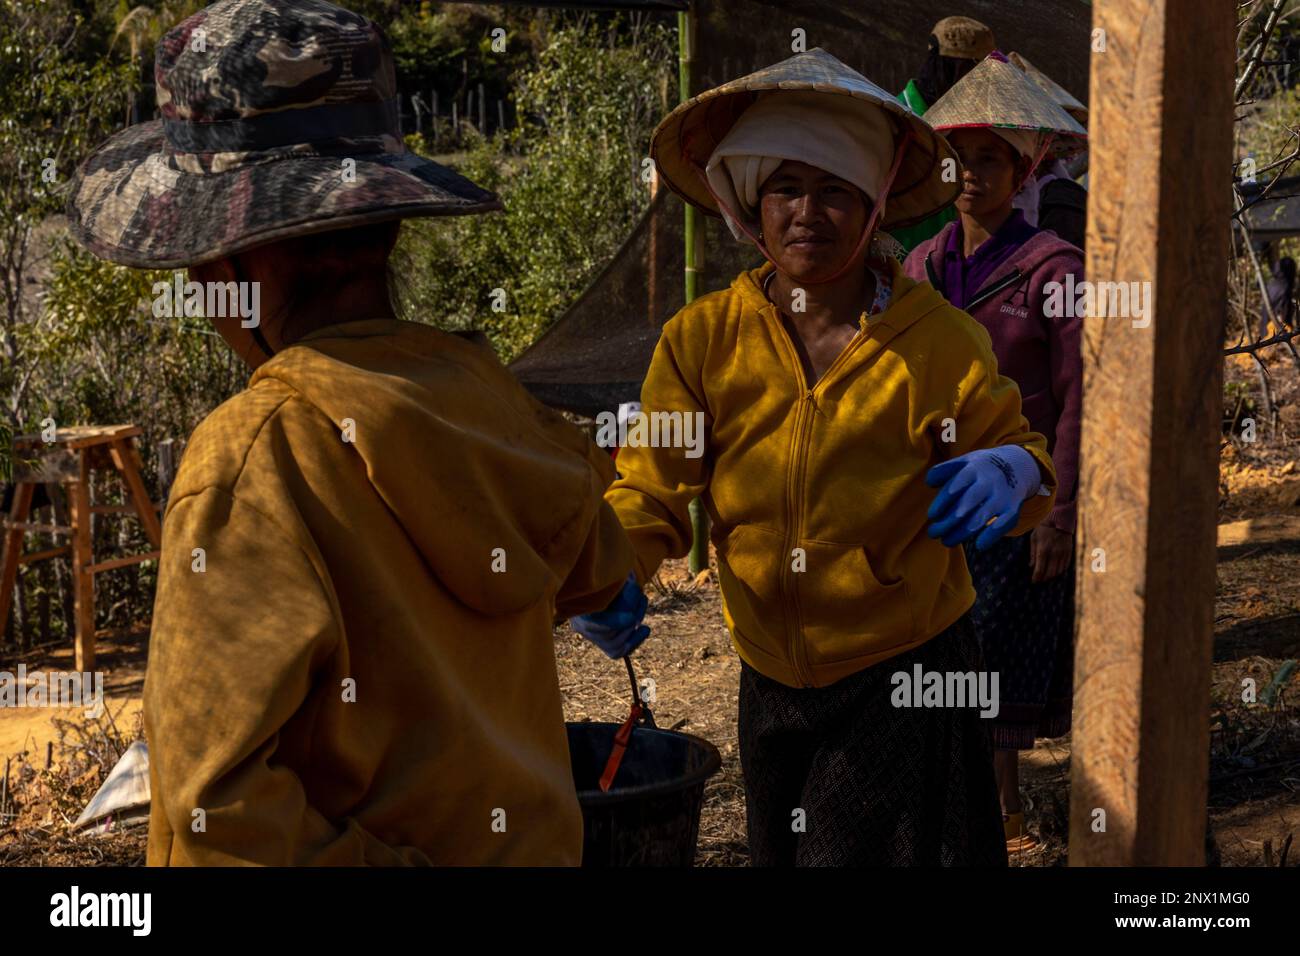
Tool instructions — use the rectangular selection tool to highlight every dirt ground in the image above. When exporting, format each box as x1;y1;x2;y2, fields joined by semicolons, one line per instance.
4;525;1296;867
561;531;1299;868
3;360;1300;864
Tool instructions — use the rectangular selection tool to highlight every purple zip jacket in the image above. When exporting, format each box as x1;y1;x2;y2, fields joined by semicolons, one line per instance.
904;221;1084;533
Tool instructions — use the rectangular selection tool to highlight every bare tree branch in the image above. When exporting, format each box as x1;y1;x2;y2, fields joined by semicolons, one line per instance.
1237;0;1288;100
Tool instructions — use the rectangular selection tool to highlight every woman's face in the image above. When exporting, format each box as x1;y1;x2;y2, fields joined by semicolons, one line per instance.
948;128;1029;217
758;160;870;283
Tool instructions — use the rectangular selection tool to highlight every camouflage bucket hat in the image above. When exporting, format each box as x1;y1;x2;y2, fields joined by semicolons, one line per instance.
66;0;501;269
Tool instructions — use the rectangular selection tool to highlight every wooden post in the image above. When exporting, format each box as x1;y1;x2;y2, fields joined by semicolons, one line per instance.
68;452;95;673
0;482;34;639
1069;0;1235;865
109;439;161;548
50;484;74;640
37;560;49;648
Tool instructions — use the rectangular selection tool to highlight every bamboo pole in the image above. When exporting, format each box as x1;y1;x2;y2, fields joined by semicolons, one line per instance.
679;8;709;576
69;454;95;673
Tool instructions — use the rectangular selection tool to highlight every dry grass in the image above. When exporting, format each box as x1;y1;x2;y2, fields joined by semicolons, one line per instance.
0;705;146;866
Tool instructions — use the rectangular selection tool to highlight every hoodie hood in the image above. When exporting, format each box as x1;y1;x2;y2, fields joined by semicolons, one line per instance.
917;220;1081;301
980;227;1081;287
251;319;611;617
732;257;953;345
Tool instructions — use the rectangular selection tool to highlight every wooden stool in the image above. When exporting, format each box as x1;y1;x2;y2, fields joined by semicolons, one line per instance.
0;426;162;671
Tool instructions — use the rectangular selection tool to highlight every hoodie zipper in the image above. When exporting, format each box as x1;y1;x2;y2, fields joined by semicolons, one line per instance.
966;268;1024;312
925;250;1023;314
924;252;943;294
771;308;872;687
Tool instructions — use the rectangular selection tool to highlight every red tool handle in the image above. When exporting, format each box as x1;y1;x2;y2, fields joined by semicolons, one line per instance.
597;655;654;792
598;701;645;792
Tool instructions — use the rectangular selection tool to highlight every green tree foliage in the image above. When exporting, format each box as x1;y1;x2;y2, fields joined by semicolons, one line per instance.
1236;2;1300;180
0;1;137;472
387;1;537;116
38;243;245;443
1234;5;1300;324
16;245;245;641
0;0;232;642
396;18;675;359
112;0;207;60
1;4;675;644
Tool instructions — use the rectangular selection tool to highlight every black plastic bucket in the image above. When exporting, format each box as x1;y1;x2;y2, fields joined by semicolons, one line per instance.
567;721;722;867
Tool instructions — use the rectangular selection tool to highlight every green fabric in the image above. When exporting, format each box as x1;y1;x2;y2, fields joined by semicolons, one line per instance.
891;81;957;254
899;79;928;116
892;205;958;255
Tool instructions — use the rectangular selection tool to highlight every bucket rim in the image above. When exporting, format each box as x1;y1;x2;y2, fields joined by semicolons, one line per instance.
567;721;723;807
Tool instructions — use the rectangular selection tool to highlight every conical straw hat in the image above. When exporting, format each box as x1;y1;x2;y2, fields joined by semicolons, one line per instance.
73;740;151;831
924;53;1087;158
651;48;960;230
1008;52;1088;125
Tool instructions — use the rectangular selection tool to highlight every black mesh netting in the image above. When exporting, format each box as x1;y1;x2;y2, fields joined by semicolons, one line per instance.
507;188;760;417
1241;175;1300;242
508;0;1092;417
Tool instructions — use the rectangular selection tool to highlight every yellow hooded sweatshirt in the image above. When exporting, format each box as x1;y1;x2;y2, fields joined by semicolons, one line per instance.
607;259;1057;689
144;319;633;866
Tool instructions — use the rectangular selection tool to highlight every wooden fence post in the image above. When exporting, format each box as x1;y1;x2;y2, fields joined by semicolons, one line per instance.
1069;0;1236;865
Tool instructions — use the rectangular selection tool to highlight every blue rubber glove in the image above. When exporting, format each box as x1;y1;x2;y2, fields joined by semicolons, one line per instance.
569;571;650;659
925;445;1044;551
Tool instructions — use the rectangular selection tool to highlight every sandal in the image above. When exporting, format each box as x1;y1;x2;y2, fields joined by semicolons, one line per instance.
1003;811;1039;853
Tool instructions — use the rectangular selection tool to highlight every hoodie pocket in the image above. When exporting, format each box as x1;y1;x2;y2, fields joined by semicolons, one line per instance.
795;538;916;666
713;523;788;655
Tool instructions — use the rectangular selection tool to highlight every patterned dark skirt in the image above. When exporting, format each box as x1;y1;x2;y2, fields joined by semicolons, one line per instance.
737;615;1006;866
962;532;1075;752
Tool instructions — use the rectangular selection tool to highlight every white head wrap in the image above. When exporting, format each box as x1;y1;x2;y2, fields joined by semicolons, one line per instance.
1012;157;1069;226
988;126;1042;160
704;91;896;243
